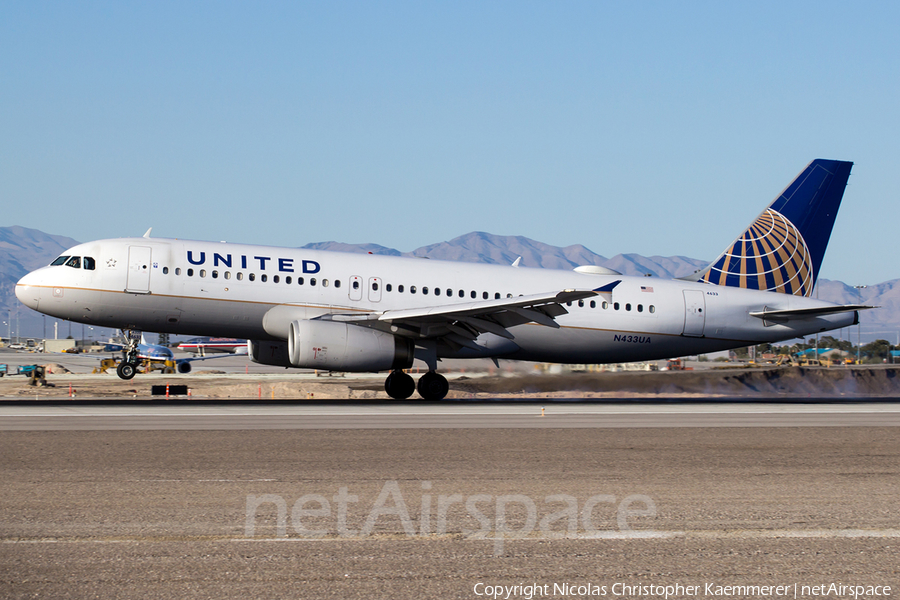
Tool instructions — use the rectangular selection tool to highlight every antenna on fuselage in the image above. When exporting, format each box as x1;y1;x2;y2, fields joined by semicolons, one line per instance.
142;227;152;238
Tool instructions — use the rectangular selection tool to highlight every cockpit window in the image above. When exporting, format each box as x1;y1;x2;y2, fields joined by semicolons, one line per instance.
83;256;96;270
64;256;81;269
51;256;70;266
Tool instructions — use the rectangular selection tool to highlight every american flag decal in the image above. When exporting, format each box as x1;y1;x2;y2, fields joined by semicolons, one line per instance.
641;286;654;293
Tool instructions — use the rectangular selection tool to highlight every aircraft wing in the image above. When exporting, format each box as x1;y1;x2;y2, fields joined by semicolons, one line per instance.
325;285;616;348
749;304;875;323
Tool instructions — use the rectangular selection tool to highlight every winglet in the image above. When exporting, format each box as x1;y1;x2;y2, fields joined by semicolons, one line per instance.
594;280;622;294
142;227;153;239
511;257;522;268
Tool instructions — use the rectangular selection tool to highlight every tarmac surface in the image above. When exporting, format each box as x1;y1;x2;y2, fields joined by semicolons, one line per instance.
2;350;899;598
2;402;899;599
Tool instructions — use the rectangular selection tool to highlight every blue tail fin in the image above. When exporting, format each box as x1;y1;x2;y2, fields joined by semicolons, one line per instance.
697;159;853;296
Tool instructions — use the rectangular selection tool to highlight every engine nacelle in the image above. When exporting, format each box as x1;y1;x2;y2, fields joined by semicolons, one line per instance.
288;319;413;372
177;361;192;374
249;340;291;367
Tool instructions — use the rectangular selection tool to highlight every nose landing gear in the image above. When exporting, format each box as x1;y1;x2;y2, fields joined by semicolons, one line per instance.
116;330;140;380
383;370;450;401
116;361;137;380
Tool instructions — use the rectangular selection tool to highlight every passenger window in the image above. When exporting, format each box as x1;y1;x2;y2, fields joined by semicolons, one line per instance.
225;272;232;280
410;286;417;294
626;303;631;311
614;302;620;310
65;256;81;269
447;289;453;297
353;281;360;289
371;282;377;291
187;268;194;277
249;273;255;281
163;266;169;275
285;276;291;284
200;269;206;278
459;290;464;298
236;272;243;281
310;278;316;286
650;305;656;313
422;287;428;295
175;268;182;276
602;301;608;309
273;275;280;283
483;292;488;300
398;285;404;293
212;270;218;279
470;291;476;299
298;277;304;285
261;274;267;282
51;256;70;266
334;280;341;288
495;293;500;299
637;304;643;312
386;284;392;292
566;302;572;307
578;300;584;307
83;257;96;270
323;279;329;287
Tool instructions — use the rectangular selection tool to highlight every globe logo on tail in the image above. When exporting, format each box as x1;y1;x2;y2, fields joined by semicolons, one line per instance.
700;209;814;297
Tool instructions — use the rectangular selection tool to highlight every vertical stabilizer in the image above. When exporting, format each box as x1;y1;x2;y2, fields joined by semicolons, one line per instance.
696;159;852;296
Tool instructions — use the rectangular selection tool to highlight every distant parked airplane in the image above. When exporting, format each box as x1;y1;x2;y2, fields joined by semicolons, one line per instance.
178;337;248;356
16;159;872;398
103;333;239;374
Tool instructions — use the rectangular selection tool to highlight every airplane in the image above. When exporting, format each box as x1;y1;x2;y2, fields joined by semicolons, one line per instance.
15;159;873;400
178;337;249;356
103;333;241;374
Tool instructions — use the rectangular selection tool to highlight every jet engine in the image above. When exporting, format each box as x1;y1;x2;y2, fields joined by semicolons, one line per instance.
287;319;413;372
177;362;192;374
248;340;291;367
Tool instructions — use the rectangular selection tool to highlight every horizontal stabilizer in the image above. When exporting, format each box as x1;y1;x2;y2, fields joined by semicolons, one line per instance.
749;304;874;322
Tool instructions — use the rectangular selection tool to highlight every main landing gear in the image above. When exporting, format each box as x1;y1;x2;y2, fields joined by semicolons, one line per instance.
116;330;140;380
384;370;449;401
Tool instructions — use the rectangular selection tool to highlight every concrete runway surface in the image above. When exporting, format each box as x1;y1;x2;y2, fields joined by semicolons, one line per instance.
1;403;899;599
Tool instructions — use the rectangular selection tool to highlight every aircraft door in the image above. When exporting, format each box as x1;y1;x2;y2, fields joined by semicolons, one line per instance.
126;246;152;294
349;276;363;301
682;290;706;337
368;277;382;303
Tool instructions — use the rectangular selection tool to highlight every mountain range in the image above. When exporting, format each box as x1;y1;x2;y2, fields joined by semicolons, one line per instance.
1;226;896;343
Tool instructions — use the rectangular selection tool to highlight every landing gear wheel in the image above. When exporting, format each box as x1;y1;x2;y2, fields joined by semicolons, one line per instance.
417;371;449;401
384;370;416;400
116;362;137;380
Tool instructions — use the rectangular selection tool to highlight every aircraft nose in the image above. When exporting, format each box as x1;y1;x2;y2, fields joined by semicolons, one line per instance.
15;270;43;311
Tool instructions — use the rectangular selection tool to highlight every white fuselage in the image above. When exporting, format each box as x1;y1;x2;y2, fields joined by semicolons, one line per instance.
16;237;857;366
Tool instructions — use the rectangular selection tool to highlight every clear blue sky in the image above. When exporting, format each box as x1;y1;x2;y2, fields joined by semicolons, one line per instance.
2;1;897;284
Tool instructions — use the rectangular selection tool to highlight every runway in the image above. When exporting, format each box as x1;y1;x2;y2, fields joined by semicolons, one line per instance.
2;398;899;598
2;399;900;430
2;425;898;598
